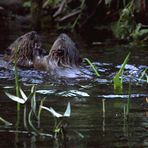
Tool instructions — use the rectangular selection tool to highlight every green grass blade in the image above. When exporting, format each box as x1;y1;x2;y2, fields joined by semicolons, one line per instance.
118;52;131;75
113;52;131;93
139;68;147;82
84;58;100;77
0;117;12;126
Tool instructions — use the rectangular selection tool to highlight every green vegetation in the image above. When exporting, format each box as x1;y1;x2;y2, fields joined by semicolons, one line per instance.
4;48;71;137
0;117;12;126
138;68;148;83
112;1;148;41
113;52;131;93
5;86;71;138
41;102;71;138
126;76;131;117
84;58;100;77
111;1;135;40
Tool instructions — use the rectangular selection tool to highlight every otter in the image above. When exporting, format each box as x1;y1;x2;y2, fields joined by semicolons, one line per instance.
3;31;45;68
33;33;82;76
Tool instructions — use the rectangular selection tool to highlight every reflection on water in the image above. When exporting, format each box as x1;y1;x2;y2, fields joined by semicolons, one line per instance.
0;27;148;148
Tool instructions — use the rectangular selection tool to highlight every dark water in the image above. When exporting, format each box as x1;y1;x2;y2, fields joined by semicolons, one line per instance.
0;22;148;148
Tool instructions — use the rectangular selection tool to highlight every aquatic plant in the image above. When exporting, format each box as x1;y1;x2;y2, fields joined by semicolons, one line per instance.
0;117;12;126
138;68;148;83
126;76;131;117
102;99;105;118
112;0;148;42
23;1;31;8
41;102;71;138
5;85;71;138
102;99;106;134
5;88;28;104
111;0;135;40
5;86;38;133
123;75;132;121
84;58;100;77
131;23;148;42
113;52;131;93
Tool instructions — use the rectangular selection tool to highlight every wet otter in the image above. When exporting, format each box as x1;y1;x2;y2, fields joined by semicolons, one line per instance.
3;31;45;68
4;32;82;77
33;33;82;76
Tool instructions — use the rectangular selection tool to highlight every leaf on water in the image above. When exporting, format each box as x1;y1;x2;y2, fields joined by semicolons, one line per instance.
63;102;71;117
36;90;55;94
58;90;89;97
5;92;25;104
41;106;63;118
3;86;14;89
70;90;89;97
20;88;28;102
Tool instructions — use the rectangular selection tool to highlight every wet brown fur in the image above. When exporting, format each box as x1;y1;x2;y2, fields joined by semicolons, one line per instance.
3;31;42;68
33;33;82;72
4;32;82;73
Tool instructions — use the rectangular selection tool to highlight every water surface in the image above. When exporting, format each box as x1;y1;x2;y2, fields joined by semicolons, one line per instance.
0;25;147;148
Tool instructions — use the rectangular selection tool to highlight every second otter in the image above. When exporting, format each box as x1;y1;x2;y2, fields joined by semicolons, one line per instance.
33;33;82;75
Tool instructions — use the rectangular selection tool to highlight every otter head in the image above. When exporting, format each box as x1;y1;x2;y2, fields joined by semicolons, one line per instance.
4;31;42;67
48;33;82;68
